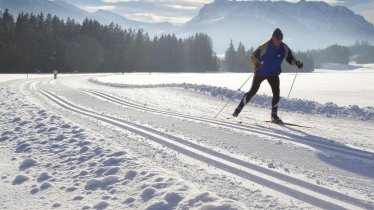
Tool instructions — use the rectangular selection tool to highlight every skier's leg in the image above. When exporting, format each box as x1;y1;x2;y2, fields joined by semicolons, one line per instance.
267;76;281;121
239;75;265;108
233;75;265;116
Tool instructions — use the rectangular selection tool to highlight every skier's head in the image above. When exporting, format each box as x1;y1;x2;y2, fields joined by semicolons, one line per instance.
272;28;283;48
272;28;283;40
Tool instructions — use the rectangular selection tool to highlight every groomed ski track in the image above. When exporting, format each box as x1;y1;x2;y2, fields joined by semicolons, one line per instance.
27;79;373;210
82;90;373;161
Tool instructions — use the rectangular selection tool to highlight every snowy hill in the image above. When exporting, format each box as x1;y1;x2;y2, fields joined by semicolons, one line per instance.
0;0;172;36
179;0;374;52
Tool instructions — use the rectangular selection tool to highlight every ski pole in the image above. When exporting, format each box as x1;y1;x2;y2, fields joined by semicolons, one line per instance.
215;72;254;118
280;69;298;118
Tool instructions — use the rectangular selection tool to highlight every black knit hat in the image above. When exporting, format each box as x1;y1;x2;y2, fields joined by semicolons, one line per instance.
272;28;283;40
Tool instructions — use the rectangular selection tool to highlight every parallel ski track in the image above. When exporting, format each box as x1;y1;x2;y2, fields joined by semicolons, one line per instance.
84;89;374;161
30;83;373;210
50;80;65;90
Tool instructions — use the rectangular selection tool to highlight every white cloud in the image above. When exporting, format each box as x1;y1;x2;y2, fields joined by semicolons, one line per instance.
123;12;191;24
160;4;199;10
102;0;133;2
102;0;211;3
83;5;117;12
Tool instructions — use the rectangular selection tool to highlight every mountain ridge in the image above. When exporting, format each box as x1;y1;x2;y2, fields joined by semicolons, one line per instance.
0;0;373;52
0;0;171;35
179;0;374;52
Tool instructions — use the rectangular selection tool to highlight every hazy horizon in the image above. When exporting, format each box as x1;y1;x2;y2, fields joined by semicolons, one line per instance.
60;0;374;25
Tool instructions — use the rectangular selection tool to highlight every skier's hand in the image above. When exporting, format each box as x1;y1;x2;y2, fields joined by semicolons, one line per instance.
296;60;303;69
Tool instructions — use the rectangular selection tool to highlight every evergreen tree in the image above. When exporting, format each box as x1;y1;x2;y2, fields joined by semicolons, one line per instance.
0;9;15;73
14;12;33;72
224;40;236;72
236;42;250;72
188;33;215;72
66;35;104;72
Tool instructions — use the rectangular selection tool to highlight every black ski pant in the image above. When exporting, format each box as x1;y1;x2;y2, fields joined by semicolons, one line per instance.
237;75;280;114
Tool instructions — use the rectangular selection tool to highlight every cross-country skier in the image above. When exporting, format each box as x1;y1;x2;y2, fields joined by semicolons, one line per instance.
232;28;303;123
53;69;58;80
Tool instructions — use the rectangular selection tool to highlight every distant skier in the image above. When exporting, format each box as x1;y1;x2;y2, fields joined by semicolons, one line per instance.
232;28;303;123
53;69;58;80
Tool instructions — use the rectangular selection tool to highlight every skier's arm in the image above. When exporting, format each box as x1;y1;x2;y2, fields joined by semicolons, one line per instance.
285;47;303;69
251;42;270;71
251;47;262;70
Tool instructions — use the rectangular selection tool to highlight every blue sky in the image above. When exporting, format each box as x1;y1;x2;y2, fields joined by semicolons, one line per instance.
61;0;374;24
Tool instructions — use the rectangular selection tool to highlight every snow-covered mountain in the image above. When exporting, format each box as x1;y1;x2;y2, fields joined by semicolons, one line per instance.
178;0;374;52
0;0;90;21
93;9;143;29
93;9;172;35
0;0;172;35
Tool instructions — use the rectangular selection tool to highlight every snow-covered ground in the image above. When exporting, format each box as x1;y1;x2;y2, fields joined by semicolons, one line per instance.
0;66;373;209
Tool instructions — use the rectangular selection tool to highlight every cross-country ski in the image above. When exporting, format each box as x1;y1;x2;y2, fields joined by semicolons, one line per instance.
265;120;312;128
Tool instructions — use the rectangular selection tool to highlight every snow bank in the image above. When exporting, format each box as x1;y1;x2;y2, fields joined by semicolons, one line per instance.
89;78;374;121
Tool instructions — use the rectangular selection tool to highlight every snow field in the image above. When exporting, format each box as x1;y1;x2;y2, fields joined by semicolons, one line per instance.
1;69;373;210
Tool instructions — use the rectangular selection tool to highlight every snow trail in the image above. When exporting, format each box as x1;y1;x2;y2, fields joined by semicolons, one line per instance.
84;89;374;161
2;75;373;209
34;83;373;209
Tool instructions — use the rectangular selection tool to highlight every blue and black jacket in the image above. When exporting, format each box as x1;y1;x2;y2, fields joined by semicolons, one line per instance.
251;40;298;76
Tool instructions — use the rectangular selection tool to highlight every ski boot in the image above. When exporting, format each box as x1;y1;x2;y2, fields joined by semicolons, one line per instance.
271;113;283;124
232;107;242;117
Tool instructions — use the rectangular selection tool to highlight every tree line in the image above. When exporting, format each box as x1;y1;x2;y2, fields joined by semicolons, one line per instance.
0;9;217;73
349;41;374;64
305;41;374;68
